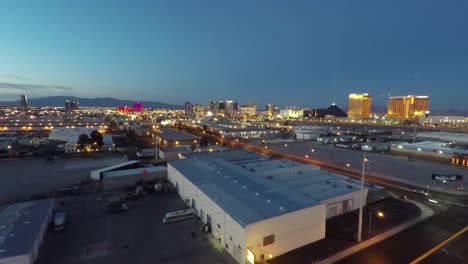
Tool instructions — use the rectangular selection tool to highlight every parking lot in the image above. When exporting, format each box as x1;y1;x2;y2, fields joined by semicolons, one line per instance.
0;156;127;204
36;192;237;264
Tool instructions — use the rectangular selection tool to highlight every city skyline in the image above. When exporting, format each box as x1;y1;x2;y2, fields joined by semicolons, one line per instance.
1;1;468;110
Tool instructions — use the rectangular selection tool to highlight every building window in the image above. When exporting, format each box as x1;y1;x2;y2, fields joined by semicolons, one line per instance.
230;236;232;241
225;243;229;249
263;234;275;246
217;224;221;229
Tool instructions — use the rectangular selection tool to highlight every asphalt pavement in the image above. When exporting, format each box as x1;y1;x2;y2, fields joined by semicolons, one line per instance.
335;205;468;264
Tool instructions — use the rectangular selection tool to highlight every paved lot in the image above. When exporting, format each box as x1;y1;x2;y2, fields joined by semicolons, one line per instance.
37;192;236;264
269;197;421;264
0;156;127;204
422;231;468;264
335;204;468;264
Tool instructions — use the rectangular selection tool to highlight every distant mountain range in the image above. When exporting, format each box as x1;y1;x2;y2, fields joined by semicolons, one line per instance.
0;96;183;109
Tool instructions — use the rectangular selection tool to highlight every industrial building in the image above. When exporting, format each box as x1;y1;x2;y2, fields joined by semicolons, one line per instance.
294;126;327;141
387;95;429;119
65;134;114;153
158;127;199;148
49;127;95;142
182;149;267;162
416;132;468;145
160;145;227;160
348;93;372;118
0;199;54;264
168;157;367;264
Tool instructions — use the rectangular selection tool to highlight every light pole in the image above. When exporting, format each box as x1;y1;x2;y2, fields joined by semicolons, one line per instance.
357;154;367;242
153;133;159;160
7;145;12;159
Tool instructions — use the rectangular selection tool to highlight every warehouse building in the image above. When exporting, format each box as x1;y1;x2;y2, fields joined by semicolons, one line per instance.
0;199;54;264
168;157;367;264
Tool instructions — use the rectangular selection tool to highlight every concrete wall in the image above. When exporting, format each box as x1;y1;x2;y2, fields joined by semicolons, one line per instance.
321;189;365;219
167;164;247;264
102;170;167;190
245;204;326;263
0;254;31;264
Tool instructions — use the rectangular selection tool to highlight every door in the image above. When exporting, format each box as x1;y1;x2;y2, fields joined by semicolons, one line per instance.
327;206;337;218
191;198;196;209
200;208;204;222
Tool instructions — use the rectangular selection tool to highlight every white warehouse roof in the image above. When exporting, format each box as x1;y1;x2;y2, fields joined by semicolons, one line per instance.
0;199;54;263
169;158;361;227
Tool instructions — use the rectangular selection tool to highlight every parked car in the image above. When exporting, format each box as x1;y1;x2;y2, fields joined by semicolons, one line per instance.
53;211;67;231
107;202;128;213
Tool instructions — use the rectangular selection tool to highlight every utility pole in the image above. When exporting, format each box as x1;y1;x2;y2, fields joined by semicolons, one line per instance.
357;153;366;242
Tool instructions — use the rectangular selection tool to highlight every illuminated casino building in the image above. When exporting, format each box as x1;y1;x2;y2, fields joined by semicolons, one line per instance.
133;101;143;112
387;95;429;119
348;93;371;118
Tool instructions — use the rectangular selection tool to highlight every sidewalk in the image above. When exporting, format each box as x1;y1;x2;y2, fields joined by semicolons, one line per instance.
318;198;434;264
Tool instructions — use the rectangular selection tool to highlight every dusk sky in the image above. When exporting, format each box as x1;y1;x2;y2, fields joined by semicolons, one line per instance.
1;0;467;110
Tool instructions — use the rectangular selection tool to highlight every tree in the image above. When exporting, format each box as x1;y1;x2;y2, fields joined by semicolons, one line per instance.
90;130;104;151
77;134;90;151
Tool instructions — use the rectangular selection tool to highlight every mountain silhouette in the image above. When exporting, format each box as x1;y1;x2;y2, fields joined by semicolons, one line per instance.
0;96;182;109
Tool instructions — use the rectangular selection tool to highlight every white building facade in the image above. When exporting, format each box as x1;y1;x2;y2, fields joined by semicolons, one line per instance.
168;157;366;264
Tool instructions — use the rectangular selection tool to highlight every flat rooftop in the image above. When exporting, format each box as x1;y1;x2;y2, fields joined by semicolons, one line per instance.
170;158;360;226
0;199;54;259
183;149;267;162
417;132;468;144
159;127;199;142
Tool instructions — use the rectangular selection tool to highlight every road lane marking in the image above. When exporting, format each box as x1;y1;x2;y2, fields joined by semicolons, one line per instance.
409;226;468;264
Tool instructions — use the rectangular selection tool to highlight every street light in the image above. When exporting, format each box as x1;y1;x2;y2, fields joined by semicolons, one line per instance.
7;145;12;159
369;211;384;239
357;154;367;242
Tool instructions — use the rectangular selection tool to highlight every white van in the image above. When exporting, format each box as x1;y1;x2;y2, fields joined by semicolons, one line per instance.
162;208;196;224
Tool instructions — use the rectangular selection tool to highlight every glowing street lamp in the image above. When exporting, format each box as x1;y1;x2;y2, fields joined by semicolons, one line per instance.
7;145;12;159
369;211;384;239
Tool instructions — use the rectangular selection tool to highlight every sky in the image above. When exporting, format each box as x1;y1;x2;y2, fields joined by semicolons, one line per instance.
1;0;468;110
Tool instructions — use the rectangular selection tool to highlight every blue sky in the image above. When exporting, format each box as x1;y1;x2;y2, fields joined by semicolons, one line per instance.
1;0;467;110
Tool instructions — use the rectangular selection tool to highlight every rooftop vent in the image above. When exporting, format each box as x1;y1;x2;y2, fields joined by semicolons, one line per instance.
267;199;271;203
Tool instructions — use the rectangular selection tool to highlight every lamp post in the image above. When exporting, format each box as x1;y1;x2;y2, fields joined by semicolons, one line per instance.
357;154;367;242
153;133;159;160
7;145;12;159
369;211;384;239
